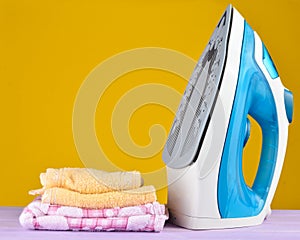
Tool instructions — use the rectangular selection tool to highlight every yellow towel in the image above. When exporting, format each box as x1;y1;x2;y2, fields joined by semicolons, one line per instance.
37;185;157;209
29;168;143;195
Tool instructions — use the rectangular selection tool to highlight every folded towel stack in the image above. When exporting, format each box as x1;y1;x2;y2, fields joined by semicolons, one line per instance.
19;168;168;232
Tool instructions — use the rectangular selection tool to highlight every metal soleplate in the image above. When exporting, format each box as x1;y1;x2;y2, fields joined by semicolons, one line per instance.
163;5;233;169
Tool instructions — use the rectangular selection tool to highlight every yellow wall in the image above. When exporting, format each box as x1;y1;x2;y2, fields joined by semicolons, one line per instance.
0;0;299;208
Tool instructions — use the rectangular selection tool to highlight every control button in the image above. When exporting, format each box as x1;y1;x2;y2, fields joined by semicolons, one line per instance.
284;89;293;123
243;118;251;147
262;43;279;79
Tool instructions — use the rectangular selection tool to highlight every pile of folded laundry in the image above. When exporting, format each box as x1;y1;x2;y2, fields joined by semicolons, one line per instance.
19;168;168;232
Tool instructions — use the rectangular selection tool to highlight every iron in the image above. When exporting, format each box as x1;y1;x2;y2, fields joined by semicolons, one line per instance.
163;4;293;229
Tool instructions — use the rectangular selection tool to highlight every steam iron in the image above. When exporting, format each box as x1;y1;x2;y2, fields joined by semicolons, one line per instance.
163;4;293;229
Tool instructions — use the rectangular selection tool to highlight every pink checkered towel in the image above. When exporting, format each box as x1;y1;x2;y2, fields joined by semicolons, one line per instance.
19;198;168;232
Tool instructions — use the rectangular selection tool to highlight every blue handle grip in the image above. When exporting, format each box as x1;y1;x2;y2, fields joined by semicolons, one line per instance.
217;22;279;218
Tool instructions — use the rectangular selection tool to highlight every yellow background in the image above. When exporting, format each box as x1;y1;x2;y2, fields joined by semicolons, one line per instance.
0;0;299;208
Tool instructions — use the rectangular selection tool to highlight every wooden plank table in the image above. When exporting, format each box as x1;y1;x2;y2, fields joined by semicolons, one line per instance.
1;207;300;239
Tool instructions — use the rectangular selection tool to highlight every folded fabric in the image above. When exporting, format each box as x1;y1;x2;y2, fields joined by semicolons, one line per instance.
19;198;168;232
29;168;142;195
30;185;157;209
21;197;166;218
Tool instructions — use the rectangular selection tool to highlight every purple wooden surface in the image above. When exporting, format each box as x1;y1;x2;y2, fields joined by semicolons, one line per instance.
1;207;300;240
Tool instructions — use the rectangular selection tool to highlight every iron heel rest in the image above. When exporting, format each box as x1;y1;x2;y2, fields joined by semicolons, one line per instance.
163;4;293;229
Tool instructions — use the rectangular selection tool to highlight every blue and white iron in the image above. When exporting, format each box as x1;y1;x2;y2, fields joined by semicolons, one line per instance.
163;4;293;229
